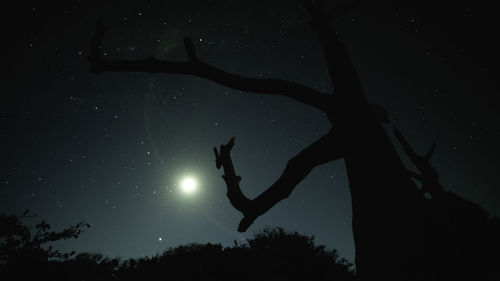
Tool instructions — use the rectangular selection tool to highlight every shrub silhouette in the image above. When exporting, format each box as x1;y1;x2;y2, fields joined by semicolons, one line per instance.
244;227;354;281
0;211;90;280
1;213;355;280
4;211;498;280
118;227;355;281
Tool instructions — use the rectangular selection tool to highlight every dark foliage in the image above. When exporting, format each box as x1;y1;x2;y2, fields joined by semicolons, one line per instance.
0;211;92;280
0;211;89;262
1;214;354;281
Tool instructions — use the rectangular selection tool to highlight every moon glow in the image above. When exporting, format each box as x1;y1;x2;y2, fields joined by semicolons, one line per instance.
180;176;198;194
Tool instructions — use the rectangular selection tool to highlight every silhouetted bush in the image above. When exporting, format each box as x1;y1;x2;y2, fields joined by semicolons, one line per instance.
1;213;355;281
0;211;93;280
2;207;500;280
116;227;355;281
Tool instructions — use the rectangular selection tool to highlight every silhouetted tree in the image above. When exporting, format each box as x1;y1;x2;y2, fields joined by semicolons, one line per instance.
0;210;90;280
87;0;498;280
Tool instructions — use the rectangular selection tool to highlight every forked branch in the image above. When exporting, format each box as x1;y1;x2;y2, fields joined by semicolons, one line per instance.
394;127;444;197
88;22;332;112
213;137;255;232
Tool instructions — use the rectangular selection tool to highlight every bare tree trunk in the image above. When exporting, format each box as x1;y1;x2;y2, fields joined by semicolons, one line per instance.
305;2;425;279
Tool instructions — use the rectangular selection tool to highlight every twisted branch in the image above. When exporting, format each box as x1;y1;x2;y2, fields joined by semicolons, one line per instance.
88;22;332;112
213;137;256;232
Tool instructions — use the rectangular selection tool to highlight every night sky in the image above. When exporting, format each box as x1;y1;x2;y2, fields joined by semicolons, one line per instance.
2;0;499;263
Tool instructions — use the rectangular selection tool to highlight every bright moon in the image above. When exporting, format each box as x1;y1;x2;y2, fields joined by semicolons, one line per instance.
180;176;197;194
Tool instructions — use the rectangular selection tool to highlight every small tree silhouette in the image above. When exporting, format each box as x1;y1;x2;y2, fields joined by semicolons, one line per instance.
0;210;90;280
0;210;89;263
